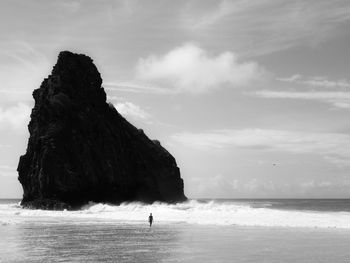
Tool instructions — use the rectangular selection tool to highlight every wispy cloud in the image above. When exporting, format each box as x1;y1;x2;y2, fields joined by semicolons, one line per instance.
0;165;15;170
0;165;16;177
254;74;350;109
251;90;350;109
188;0;240;29
253;90;350;100
184;0;350;56
104;82;175;94
0;145;12;148
53;0;81;13
135;43;263;93
277;74;302;83
0;103;31;131
171;129;350;166
277;75;350;89
0;41;50;102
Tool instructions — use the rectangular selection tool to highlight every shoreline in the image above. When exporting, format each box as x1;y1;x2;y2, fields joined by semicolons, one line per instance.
2;199;350;230
1;217;350;263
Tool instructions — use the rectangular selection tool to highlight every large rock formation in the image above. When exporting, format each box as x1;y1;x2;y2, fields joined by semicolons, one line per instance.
17;51;186;210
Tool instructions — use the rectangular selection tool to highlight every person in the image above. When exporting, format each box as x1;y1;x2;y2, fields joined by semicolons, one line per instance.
148;213;153;227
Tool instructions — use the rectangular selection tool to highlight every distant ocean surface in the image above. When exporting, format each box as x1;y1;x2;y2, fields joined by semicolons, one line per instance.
1;199;350;262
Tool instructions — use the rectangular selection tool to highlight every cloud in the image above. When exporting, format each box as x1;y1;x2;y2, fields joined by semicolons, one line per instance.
189;173;350;197
184;0;350;56
189;175;280;198
0;165;16;177
242;178;277;193
54;1;81;13
0;165;14;170
191;174;235;194
300;180;331;190
108;99;172;127
331;101;350;109
0;41;50;102
252;90;350;109
277;74;302;83
189;0;237;29
253;75;350;109
253;91;350;100
0;144;12;148
114;102;152;121
277;75;350;89
104;82;175;94
170;129;350;165
135;43;263;93
0;103;31;131
302;79;350;89
299;179;350;194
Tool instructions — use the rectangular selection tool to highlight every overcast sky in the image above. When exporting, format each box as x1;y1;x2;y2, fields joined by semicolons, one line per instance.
1;0;350;198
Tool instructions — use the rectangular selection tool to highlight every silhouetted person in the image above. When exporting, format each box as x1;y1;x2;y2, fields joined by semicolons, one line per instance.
148;213;153;227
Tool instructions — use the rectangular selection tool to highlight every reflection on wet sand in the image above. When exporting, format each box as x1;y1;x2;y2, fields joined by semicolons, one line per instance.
1;219;181;262
1;218;350;263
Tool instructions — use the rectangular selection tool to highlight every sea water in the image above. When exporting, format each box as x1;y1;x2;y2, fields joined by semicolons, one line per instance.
1;199;350;262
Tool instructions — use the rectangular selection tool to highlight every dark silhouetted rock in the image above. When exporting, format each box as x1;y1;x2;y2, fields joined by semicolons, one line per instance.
17;51;186;210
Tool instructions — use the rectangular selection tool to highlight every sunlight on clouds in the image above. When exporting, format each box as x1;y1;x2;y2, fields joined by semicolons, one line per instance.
114;102;152;121
171;129;350;166
136;43;263;93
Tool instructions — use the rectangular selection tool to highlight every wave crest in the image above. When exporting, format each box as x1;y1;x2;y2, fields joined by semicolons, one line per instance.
1;200;350;229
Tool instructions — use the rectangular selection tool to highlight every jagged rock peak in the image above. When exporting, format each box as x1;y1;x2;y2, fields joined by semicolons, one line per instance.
34;51;106;106
52;51;102;90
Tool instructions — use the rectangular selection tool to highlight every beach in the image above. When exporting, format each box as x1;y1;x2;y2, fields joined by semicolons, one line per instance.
1;199;350;262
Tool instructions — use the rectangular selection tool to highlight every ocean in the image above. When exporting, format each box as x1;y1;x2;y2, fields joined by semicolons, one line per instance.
1;199;350;262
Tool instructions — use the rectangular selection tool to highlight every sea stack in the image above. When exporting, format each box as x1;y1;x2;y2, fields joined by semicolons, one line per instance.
17;51;186;210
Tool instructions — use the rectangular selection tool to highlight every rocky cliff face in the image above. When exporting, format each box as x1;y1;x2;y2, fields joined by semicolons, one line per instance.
17;51;186;209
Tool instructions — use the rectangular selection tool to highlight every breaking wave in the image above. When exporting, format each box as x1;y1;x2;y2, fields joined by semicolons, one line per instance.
1;200;350;229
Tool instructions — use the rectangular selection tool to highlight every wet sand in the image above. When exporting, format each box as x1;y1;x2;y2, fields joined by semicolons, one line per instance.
1;217;350;263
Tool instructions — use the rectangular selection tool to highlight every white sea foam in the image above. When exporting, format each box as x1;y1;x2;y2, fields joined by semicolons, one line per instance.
1;200;350;229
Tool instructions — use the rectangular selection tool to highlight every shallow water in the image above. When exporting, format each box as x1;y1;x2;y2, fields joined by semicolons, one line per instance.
1;218;350;263
1;199;350;262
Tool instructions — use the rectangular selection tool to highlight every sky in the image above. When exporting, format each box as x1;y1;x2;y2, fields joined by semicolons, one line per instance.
1;0;350;198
